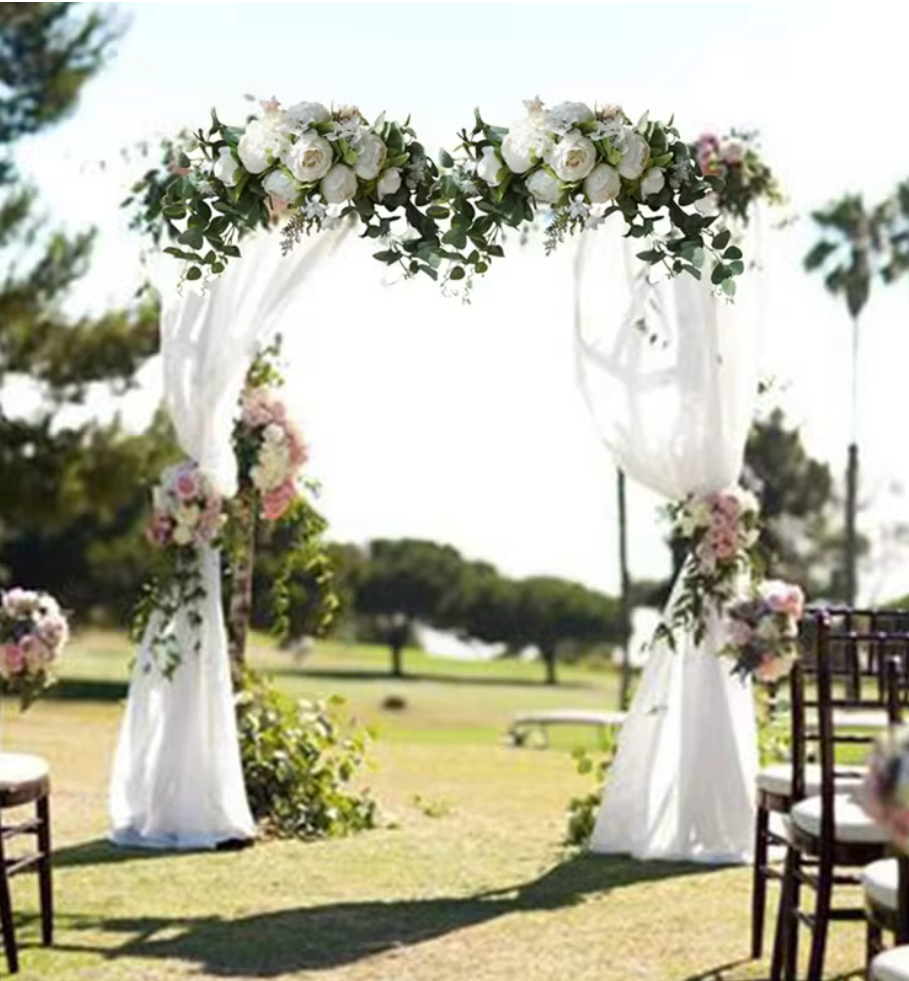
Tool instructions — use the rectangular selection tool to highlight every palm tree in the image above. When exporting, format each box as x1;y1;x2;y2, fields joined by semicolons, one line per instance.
804;193;892;604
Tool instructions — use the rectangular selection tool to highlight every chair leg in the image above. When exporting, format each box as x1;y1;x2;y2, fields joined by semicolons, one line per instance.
36;795;52;947
751;802;770;959
807;855;834;981
866;919;882;978
771;846;796;981
785;850;802;981
0;831;19;974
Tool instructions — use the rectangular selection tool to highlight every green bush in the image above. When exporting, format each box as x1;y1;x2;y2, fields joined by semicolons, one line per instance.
236;670;378;839
564;748;609;848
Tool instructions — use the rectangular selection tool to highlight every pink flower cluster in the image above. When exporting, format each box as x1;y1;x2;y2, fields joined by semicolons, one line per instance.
722;579;806;683
862;728;909;848
680;487;760;582
0;588;68;685
147;460;224;549
240;388;308;522
695;133;745;176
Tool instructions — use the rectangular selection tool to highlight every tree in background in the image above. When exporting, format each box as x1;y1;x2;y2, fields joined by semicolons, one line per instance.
0;4;172;616
355;539;465;677
743;408;863;600
803;193;893;604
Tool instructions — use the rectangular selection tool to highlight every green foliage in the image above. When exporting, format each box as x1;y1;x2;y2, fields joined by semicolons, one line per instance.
236;669;377;839
743;408;864;600
564;747;608;848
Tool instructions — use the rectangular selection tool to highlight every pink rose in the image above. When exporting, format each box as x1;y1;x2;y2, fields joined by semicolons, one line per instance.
3;644;25;676
261;480;297;521
287;429;308;469
755;652;793;684
762;581;805;620
175;469;200;501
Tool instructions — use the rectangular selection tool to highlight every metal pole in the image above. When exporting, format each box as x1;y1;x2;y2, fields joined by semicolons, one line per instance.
617;469;633;710
845;314;860;606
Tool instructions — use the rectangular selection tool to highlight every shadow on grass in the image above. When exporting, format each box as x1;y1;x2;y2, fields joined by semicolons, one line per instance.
55;853;711;976
52;838;251;870
271;665;597;691
45;678;128;703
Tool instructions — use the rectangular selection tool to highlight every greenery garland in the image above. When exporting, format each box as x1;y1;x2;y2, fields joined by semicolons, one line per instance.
128;97;748;294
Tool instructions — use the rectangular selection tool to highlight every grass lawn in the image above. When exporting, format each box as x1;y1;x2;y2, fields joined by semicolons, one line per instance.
0;631;867;980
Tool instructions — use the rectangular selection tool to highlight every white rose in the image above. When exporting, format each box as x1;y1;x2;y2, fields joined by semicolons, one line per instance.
376;167;402;199
545;101;594;134
353;133;388;181
640;167;665;198
237;119;289;175
547;132;597;183
618;131;651;180
285;102;330;131
720;138;745;165
525;169;563;205
320;162;358;203
583;163;621;203
476;146;503;186
284;133;333;183
213;147;241;186
262;168;301;204
172;524;193;547
501;120;552;174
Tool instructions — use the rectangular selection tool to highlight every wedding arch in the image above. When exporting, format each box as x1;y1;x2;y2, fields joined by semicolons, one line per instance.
112;97;786;853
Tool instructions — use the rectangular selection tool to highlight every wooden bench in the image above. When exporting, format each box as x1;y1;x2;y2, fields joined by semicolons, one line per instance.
507;709;627;749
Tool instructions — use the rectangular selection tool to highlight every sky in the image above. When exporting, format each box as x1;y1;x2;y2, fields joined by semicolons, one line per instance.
14;1;909;600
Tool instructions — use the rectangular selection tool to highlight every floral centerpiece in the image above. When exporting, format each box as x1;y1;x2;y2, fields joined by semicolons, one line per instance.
235;386;308;521
721;579;805;682
134;460;225;675
656;486;762;647
0;588;69;708
861;727;909;848
690;130;783;224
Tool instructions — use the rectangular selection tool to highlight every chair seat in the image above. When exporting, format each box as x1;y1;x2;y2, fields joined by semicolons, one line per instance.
864;857;898;911
756;763;865;797
0;753;50;808
790;793;890;844
832;708;891;730
873;944;909;980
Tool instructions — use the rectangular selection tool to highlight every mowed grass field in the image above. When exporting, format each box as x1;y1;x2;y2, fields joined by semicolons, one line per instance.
0;631;868;980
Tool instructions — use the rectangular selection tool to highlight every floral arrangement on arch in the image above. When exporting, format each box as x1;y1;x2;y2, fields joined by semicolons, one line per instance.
235;385;308;522
655;486;762;648
134;460;226;675
0;588;69;708
690;130;783;225
721;579;805;683
128;96;746;296
862;727;909;849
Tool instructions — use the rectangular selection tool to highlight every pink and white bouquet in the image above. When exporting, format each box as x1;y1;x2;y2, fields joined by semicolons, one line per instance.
658;486;762;647
0;588;69;706
237;387;308;521
861;727;909;849
690;130;783;224
147;460;224;549
721;579;805;683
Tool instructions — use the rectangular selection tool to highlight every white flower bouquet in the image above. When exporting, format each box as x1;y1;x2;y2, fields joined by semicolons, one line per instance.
0;588;69;707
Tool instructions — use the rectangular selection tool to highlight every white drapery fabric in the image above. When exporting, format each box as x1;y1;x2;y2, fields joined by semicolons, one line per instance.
574;227;761;863
110;229;345;849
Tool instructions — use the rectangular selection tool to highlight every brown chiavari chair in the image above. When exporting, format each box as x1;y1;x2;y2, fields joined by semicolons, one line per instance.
771;608;909;981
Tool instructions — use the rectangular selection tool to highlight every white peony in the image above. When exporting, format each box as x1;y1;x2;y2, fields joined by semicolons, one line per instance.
547;132;597;183
263;168;301;204
476;146;503;186
354;133;387;181
584;163;621;203
284;133;333;183
285;102;330;131
377;167;402;199
545;101;594;134
525;169;563;205
320;163;358;203
172;524;194;547
501;120;552;174
237;119;290;175
618;131;651;180
213;147;241;186
640;167;665;197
